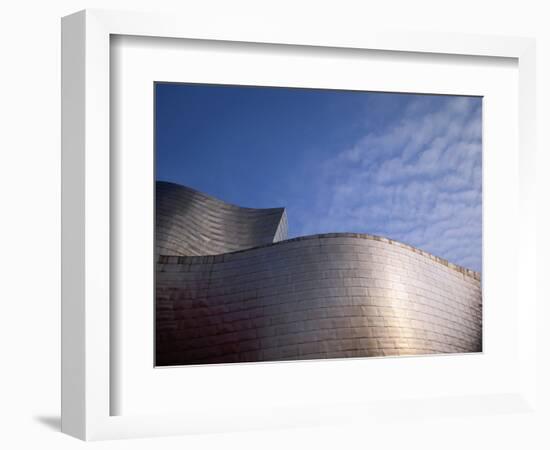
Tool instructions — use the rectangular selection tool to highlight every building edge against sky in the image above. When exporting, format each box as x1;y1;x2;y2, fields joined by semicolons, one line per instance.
155;182;482;366
156;84;483;272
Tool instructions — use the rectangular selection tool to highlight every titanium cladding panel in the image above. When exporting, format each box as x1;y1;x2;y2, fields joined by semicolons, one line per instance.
155;183;481;366
156;181;287;256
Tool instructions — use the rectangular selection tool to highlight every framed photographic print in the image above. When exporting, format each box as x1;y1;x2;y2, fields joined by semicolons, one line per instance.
61;9;537;441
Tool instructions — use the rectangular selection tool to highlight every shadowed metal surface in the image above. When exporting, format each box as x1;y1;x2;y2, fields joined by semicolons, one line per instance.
155;182;482;366
156;181;288;256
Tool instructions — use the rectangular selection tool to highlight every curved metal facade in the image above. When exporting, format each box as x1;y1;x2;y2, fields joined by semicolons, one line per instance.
156;181;288;256
155;182;482;366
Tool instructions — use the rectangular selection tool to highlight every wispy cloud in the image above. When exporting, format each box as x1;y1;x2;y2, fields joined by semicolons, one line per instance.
293;95;482;272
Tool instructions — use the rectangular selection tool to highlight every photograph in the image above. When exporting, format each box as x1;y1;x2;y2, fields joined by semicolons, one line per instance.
154;83;483;366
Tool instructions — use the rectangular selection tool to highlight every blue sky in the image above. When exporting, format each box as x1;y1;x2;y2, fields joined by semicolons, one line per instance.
156;83;482;272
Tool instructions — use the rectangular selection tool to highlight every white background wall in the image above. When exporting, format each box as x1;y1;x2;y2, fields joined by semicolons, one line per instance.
0;1;548;448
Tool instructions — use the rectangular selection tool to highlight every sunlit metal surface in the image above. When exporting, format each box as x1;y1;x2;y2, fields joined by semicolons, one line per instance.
155;183;482;366
156;181;288;256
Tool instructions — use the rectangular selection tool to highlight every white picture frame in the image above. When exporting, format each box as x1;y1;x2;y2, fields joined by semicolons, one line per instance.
61;9;537;441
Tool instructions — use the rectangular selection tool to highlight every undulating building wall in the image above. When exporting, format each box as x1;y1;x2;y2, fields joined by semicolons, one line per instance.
156;181;288;256
156;230;482;366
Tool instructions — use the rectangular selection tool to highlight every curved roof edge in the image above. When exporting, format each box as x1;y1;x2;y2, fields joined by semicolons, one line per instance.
158;180;286;214
156;181;288;256
159;232;481;281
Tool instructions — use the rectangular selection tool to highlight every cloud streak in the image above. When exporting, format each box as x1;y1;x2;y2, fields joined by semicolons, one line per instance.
293;95;482;272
